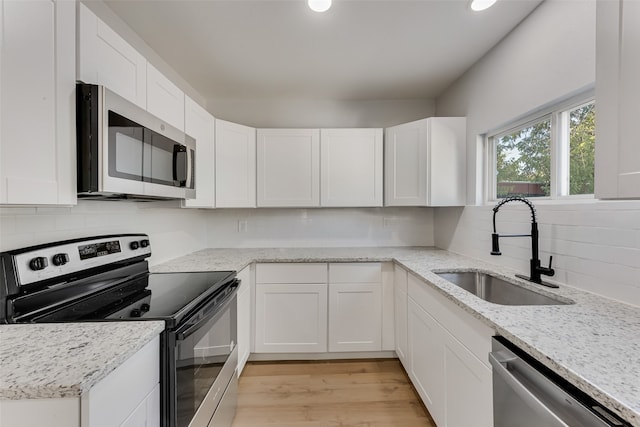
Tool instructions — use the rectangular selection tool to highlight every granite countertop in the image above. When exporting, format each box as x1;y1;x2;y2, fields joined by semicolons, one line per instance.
152;247;640;426
0;321;164;400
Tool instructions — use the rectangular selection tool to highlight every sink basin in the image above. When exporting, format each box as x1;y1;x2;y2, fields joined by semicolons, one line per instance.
435;271;572;306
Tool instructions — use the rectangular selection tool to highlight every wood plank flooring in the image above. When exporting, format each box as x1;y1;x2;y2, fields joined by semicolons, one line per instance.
232;359;436;427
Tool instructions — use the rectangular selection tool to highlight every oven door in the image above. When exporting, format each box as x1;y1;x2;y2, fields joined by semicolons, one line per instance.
170;288;237;427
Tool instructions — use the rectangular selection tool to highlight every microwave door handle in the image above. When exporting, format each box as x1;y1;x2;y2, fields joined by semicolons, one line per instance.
186;147;193;188
489;352;570;427
172;145;187;186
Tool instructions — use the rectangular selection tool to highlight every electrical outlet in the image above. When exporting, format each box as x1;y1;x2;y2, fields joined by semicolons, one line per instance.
237;220;248;233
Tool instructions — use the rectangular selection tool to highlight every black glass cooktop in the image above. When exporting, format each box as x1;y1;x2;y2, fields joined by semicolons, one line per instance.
145;271;235;320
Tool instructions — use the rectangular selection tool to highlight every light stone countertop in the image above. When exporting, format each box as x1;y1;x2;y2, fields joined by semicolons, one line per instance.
0;321;164;400
152;246;640;426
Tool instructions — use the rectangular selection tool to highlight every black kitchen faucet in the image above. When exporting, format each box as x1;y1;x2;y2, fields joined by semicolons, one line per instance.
491;196;557;288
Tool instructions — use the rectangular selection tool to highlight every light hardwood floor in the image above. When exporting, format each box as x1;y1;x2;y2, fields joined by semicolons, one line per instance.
232;359;436;427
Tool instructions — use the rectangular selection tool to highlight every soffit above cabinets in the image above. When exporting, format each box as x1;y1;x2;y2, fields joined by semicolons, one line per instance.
103;0;542;102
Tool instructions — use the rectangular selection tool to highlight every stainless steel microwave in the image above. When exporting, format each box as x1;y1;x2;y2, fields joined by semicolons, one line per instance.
76;83;195;200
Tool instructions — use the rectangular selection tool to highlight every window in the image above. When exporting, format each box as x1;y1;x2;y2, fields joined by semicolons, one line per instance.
488;97;595;200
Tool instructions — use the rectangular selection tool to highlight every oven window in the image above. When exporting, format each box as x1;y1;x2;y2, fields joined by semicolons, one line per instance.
175;296;236;427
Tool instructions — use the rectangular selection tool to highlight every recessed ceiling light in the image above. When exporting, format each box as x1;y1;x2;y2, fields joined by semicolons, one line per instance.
308;0;332;13
470;0;497;12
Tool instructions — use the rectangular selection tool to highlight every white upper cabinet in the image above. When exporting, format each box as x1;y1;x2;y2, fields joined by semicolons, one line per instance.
215;119;256;208
146;63;185;131
257;129;320;207
1;0;76;205
595;0;640;199
77;3;146;109
182;97;215;208
385;117;466;206
320;129;383;207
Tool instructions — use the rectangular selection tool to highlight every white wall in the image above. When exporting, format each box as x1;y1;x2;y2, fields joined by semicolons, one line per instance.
436;0;596;205
207;98;435;129
0;201;210;267
206;207;434;248
434;0;640;308
0;204;434;265
435;202;640;306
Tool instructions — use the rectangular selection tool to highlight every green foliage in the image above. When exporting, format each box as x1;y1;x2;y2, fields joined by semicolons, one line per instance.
495;102;595;198
569;103;595;195
496;120;551;198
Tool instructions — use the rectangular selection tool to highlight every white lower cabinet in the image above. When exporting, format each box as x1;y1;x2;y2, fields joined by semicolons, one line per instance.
393;265;409;368
236;266;252;376
443;332;493;427
408;298;445;426
405;273;494;427
0;336;160;427
254;262;386;355
255;282;328;353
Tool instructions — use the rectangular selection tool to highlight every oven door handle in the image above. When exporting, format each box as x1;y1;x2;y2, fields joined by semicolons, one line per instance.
175;280;238;341
489;352;570;427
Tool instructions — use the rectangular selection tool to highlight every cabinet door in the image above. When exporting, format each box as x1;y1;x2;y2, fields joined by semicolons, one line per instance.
215;119;256;208
320;129;383;207
384;120;428;206
0;0;76;205
182;97;215;208
428;117;466;206
394;265;408;366
384;117;466;207
146;63;185;131
77;3;146;108
254;283;327;353
595;0;640;198
257;129;320;207
82;336;159;427
236;267;252;376
328;283;382;352
444;332;493;427
407;298;445;426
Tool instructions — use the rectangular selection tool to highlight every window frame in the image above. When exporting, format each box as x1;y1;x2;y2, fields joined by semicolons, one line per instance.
486;91;595;203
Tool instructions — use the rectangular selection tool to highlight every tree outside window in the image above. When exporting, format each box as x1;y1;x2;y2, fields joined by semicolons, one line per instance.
491;99;595;200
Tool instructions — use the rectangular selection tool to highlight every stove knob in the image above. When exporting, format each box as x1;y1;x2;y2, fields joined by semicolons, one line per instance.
140;303;151;312
130;308;142;318
29;257;48;271
130;241;140;250
140;239;150;248
52;253;69;266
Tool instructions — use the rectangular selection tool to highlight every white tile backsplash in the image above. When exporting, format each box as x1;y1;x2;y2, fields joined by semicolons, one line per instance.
0;202;434;266
434;200;640;307
205;207;434;248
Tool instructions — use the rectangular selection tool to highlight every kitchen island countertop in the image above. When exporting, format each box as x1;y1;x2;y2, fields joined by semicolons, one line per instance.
0;321;164;400
152;246;640;426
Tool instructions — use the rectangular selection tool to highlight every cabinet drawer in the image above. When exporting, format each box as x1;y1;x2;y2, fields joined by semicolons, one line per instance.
329;263;381;283
256;263;327;284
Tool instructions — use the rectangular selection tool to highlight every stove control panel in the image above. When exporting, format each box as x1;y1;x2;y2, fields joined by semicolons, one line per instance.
11;234;152;287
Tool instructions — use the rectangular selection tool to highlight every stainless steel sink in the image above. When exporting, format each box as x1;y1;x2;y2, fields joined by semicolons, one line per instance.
435;271;572;306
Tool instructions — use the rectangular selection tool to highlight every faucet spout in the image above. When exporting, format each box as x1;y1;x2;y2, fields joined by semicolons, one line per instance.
491;196;557;287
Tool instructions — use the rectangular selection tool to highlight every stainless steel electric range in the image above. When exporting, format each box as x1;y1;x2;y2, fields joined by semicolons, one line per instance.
0;234;238;427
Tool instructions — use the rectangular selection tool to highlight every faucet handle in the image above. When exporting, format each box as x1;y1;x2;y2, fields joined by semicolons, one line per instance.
539;256;555;277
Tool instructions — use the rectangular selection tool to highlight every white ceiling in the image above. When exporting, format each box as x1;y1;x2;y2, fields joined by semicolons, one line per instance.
104;0;543;102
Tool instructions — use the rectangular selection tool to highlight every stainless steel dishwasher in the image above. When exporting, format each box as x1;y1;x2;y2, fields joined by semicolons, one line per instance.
490;336;630;427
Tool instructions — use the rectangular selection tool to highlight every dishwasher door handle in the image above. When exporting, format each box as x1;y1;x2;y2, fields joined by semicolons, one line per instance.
489;352;570;427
